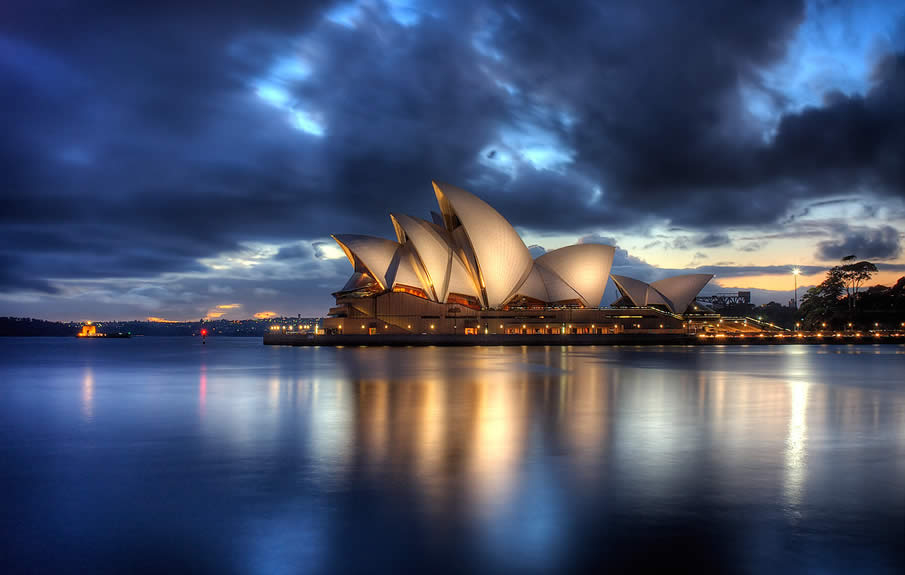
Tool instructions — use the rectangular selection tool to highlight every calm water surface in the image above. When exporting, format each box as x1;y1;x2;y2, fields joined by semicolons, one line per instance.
1;338;904;573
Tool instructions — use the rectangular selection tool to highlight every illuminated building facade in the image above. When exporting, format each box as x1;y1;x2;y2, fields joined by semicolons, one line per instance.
78;324;97;337
323;182;712;335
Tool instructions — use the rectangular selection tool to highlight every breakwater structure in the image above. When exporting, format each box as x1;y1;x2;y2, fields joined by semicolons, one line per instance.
265;331;905;347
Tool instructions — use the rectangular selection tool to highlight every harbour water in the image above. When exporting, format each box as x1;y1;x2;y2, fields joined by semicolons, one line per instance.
1;338;903;573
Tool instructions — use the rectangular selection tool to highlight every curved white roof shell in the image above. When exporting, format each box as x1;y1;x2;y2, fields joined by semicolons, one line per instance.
651;274;714;313
332;234;401;290
332;181;708;313
389;244;433;295
535;244;615;308
446;252;482;301
536;265;583;303
510;264;550;302
610;274;667;307
340;271;376;293
433;181;533;308
610;275;650;306
391;214;452;301
389;213;483;303
611;273;713;313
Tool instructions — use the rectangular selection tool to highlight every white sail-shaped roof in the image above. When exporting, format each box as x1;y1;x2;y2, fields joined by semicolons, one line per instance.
535;244;615;308
611;273;712;313
446;253;482;301
388;244;433;296
611;274;653;306
332;234;401;290
433;181;533;308
537;264;583;303
390;214;452;301
509;264;550;302
340;272;377;292
332;182;712;313
650;274;714;313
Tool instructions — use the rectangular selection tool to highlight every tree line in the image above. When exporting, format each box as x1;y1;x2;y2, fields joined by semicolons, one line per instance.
797;256;904;331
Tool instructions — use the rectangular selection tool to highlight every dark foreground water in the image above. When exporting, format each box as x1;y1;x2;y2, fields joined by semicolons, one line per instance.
1;338;903;574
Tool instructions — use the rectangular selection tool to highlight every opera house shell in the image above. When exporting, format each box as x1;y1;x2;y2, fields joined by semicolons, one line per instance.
333;182;615;309
611;274;714;315
325;182;712;335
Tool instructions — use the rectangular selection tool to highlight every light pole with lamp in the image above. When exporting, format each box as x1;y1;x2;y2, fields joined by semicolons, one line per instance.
792;268;801;309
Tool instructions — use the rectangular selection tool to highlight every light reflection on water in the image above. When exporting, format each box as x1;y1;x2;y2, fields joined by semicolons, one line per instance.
81;366;94;423
1;339;904;574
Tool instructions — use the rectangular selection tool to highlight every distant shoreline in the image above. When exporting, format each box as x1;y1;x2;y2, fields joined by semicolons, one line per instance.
0;316;320;337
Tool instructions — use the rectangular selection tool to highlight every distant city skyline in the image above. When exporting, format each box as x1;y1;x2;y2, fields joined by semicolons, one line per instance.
2;0;903;321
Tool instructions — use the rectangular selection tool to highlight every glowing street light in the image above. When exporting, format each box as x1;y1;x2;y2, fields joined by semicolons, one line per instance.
792;268;801;309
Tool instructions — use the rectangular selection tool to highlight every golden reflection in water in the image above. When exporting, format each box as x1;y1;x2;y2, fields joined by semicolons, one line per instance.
466;372;526;516
409;378;446;513
340;348;535;518
308;378;354;488
561;354;609;488
358;380;390;469
81;366;94;422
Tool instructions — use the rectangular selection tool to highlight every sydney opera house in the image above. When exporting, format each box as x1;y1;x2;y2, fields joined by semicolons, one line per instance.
322;182;712;335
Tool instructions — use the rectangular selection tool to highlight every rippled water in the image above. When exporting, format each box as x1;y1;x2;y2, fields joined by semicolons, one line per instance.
1;338;904;573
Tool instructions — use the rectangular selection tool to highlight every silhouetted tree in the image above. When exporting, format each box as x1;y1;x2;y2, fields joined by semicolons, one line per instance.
799;267;845;328
839;255;878;313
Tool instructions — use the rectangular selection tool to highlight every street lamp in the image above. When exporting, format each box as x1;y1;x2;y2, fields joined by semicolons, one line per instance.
792;268;801;309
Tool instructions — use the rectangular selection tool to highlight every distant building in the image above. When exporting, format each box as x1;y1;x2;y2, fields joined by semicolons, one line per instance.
694;291;752;309
78;324;97;337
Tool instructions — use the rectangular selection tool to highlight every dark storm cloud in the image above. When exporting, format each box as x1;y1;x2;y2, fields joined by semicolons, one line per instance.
578;234;618;246
577;234;649;268
0;0;335;293
481;1;903;229
815;225;903;261
274;242;314;261
765;55;905;195
696;233;732;248
664;231;731;251
1;0;903;311
0;255;59;294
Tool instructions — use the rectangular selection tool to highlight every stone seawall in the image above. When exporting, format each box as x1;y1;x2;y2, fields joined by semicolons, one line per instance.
264;333;905;347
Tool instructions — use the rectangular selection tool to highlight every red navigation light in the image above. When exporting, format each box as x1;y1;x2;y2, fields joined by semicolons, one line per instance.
200;329;208;336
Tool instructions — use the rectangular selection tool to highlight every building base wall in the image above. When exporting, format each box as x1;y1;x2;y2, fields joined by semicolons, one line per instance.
323;292;686;335
264;332;905;347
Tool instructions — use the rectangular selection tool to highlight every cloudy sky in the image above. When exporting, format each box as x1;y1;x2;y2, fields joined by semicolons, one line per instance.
2;0;903;321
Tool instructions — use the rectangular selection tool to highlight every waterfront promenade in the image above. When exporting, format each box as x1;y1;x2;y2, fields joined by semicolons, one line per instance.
264;332;905;347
